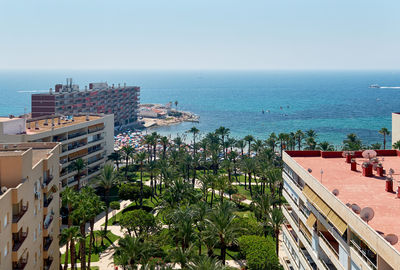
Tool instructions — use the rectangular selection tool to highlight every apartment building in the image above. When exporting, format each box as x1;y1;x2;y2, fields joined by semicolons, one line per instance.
0;142;60;270
31;78;140;128
281;149;400;270
0;114;114;189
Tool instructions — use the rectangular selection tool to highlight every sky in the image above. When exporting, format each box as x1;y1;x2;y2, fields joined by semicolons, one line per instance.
0;0;399;70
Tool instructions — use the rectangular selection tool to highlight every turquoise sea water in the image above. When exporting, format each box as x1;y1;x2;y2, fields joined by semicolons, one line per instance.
1;70;400;147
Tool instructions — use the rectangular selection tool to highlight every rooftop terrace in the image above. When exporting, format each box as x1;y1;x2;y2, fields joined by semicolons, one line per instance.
26;115;103;134
287;150;400;252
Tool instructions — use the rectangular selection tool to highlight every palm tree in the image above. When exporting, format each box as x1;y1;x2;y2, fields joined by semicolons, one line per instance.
205;201;240;265
251;193;272;237
393;140;400;150
169;245;196;269
188;256;227;270
269;207;285;256
121;145;135;180
379;127;390;149
188;126;200;155
113;235;153;269
295;130;304;150
69;158;86;189
108;150;122;171
317;141;334;151
61;187;77;227
160;136;169;159
265;132;278;153
244;135;254;156
343;133;362;150
251;139;264;156
216;126;230;158
60;226;80;270
69;226;82;270
87;196;105;270
235;139;246;157
93;163;118;233
135;152;147;206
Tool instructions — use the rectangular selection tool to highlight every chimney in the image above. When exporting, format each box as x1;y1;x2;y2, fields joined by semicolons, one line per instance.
58;117;61;125
35;122;39;130
86;114;90;121
49;88;53;94
27;122;31;129
44;119;48;126
51;117;55;126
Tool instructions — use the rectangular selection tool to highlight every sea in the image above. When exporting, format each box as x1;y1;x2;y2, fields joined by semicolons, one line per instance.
1;70;400;148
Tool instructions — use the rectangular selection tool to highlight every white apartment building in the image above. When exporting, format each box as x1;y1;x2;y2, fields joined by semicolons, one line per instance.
281;150;400;270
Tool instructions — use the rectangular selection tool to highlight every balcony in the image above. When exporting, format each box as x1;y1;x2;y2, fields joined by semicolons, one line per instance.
350;239;377;270
44;256;53;270
68;131;87;140
319;231;339;258
44;214;54;230
44;175;54;186
12;205;28;223
88;126;104;134
88;146;103;154
12;258;27;270
12;231;27;251
300;247;317;270
43;236;53;251
44;195;53;207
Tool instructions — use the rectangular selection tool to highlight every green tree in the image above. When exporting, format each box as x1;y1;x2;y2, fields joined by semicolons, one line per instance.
110;201;121;223
135;151;147;206
113;235;155;269
121;145;135;180
393;140;400;150
188;256;227;270
60;226;80;270
205;201;240;265
244;135;255;156
343;133;363;150
61;186;78;228
108;150;122;171
188;126;200;155
317;141;335;151
269;207;285;256
120;209;157;237
93;163;119;233
379;127;390;149
69;158;86;190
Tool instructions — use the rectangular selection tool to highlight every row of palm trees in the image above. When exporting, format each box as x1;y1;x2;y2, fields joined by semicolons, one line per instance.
105;127;285;269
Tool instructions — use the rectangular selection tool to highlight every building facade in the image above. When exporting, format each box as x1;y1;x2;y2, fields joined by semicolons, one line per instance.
0;114;114;189
31;79;140;127
0;142;60;270
281;150;400;270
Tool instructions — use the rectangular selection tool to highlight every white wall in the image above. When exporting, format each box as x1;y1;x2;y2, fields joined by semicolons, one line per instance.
1;118;26;135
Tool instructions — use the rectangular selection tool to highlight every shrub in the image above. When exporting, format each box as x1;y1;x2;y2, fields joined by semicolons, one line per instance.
110;201;121;211
238;235;281;270
233;217;263;237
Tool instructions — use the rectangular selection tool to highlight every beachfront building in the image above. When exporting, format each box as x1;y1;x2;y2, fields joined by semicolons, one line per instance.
0;114;114;189
391;113;400;145
0;142;60;270
31;78;140;128
281;150;400;270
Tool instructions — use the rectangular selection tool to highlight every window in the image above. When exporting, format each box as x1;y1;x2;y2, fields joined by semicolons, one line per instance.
38;222;42;236
34;206;37;216
3;214;7;228
4;243;8;257
34;253;37;265
33;229;37;241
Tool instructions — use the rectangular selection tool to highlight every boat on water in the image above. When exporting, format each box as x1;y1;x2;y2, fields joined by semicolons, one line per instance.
369;84;380;88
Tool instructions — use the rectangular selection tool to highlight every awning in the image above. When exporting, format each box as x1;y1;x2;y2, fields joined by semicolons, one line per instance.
306;212;317;229
303;185;348;236
327;211;347;236
300;221;312;241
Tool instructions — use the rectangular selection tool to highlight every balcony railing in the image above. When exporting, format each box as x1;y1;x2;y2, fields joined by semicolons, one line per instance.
68;132;87;140
43;236;53;251
12;258;27;270
350;240;377;270
12;205;28;223
44;195;53;207
44;256;53;270
12;232;28;251
319;231;339;258
44;175;54;186
44;215;54;229
88;126;104;134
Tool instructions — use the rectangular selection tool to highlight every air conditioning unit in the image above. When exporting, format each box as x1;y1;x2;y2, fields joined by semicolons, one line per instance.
34;192;41;200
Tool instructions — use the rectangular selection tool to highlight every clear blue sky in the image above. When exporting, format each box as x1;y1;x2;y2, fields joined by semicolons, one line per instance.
0;0;399;70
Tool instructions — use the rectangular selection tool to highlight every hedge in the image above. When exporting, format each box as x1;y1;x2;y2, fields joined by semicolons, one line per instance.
239;235;281;270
